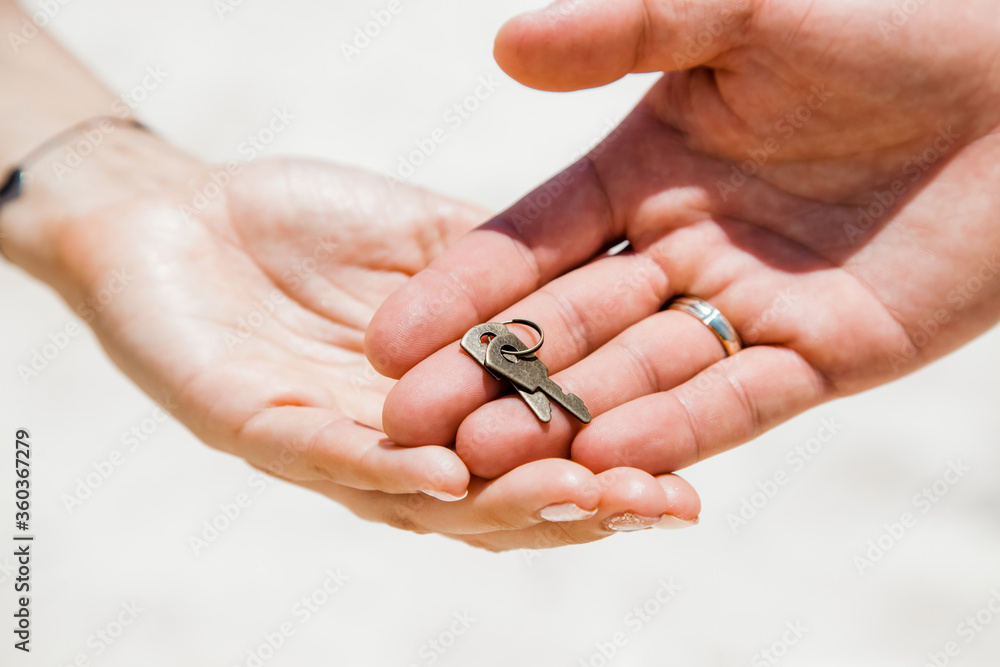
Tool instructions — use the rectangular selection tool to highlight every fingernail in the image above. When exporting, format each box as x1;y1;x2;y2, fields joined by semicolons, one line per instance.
655;515;699;530
420;489;468;502
602;512;662;532
539;503;598;522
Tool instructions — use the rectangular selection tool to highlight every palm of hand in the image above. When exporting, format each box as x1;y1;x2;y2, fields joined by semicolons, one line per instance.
368;0;1000;478
619;0;1000;410
47;155;478;494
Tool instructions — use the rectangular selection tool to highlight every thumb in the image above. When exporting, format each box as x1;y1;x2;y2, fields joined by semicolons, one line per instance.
495;0;755;91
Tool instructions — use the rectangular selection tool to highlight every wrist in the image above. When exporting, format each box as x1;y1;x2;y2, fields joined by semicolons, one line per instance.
0;122;207;299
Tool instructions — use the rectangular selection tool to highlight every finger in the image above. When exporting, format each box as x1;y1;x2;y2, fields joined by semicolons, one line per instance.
221;161;492;330
381;251;670;446
656;472;701;524
453;469;701;551
366;159;618;379
457;212;878;479
456;310;722;478
233;159;491;268
302;458;603;536
300;464;697;552
234;406;470;498
572;345;832;474
365;100;786;381
494;0;756;92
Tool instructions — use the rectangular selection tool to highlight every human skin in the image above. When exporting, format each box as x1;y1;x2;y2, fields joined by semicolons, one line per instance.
367;0;1000;479
0;0;701;550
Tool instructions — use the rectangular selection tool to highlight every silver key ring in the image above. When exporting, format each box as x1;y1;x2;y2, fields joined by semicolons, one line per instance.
500;318;544;357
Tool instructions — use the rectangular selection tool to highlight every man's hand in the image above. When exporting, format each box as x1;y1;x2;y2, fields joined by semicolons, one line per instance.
0;127;700;549
366;0;1000;479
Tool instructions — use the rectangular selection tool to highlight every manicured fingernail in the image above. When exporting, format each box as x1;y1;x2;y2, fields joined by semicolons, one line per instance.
602;512;662;532
420;489;468;502
655;515;699;530
539;503;598;522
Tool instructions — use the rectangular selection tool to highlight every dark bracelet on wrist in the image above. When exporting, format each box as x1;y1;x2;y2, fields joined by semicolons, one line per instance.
0;116;147;214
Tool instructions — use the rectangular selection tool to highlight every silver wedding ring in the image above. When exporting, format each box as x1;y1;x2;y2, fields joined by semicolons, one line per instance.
668;296;743;356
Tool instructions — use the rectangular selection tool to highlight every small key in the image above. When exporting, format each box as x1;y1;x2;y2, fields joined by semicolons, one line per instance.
485;332;592;424
460;323;553;422
460;323;510;380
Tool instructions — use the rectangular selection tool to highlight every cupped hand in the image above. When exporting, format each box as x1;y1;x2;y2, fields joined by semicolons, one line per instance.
0;126;699;549
366;0;1000;479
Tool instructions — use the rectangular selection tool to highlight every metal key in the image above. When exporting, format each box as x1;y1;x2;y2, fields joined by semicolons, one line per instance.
484;332;592;424
460;323;553;422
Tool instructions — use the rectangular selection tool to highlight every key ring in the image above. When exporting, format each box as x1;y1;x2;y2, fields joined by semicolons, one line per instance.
460;319;591;424
500;318;544;357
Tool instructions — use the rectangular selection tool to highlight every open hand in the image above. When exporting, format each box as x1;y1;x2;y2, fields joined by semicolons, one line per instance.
366;0;1000;479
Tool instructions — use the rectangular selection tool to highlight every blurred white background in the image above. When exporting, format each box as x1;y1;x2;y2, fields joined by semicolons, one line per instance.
1;1;999;665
